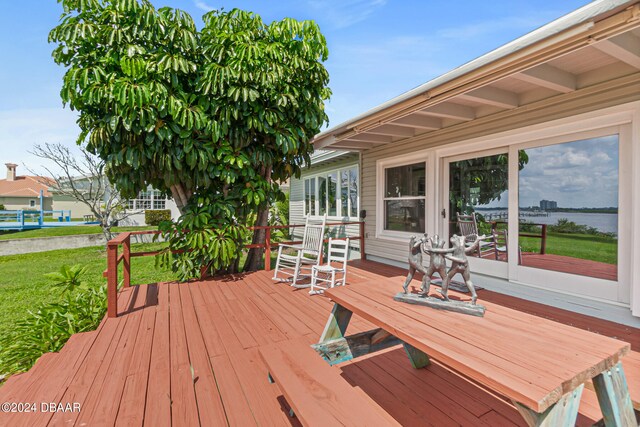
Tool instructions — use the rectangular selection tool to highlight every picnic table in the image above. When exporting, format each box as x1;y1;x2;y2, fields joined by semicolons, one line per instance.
316;279;636;426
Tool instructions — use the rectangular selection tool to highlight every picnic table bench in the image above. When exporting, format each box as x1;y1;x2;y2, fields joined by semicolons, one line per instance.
260;338;400;426
260;277;637;426
306;279;636;427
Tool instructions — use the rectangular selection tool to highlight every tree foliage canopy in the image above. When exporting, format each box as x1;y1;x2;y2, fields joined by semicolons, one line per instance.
449;151;529;215
50;0;331;278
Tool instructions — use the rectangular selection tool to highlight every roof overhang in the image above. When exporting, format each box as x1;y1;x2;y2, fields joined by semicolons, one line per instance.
313;0;640;151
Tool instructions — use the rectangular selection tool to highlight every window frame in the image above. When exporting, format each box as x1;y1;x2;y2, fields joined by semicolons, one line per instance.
127;189;167;211
303;165;359;219
376;155;429;240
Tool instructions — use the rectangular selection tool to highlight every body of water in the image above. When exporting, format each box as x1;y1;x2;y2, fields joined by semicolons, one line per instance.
479;211;618;234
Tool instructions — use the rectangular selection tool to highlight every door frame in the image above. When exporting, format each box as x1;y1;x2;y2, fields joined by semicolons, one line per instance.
435;105;635;304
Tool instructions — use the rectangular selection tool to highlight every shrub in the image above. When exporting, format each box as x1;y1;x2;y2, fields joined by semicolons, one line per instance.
0;204;5;210
0;265;107;376
145;209;171;226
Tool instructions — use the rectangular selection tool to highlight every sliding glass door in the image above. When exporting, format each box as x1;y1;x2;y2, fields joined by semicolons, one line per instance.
444;150;509;276
517;136;619;282
441;124;628;301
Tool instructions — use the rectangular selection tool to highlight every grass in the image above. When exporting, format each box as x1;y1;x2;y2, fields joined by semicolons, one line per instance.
0;225;156;240
520;231;617;265
0;243;178;338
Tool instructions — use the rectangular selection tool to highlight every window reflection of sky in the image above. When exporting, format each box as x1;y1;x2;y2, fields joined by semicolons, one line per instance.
519;136;618;209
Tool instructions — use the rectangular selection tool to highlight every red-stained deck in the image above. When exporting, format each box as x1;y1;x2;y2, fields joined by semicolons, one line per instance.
0;259;637;426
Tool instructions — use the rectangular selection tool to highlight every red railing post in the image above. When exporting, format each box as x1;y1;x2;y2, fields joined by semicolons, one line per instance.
107;242;118;318
123;234;131;288
360;221;367;261
264;227;271;272
540;224;547;255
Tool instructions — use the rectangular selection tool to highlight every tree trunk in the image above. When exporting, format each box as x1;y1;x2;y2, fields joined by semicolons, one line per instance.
244;165;272;272
170;183;191;214
243;206;269;272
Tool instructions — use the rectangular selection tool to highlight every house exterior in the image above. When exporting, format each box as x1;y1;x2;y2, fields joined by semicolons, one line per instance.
0;163;179;224
305;0;640;319
0;163;54;210
289;150;361;253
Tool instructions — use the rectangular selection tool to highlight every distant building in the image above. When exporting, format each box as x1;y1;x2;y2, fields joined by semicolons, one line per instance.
0;163;53;210
539;199;558;210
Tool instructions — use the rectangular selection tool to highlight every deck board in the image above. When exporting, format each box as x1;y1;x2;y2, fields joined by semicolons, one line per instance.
0;260;638;426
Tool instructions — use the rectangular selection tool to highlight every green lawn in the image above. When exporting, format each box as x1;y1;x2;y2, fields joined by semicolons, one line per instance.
0;243;178;338
0;225;156;240
520;232;617;265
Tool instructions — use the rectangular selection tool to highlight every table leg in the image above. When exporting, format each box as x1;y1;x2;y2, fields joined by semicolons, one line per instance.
319;303;352;342
402;342;430;369
513;384;583;427
592;361;637;427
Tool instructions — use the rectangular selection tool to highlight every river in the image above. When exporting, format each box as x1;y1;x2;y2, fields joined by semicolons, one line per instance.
479;211;618;234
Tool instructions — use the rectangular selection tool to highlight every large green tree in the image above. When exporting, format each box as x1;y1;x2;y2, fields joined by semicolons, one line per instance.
50;0;331;277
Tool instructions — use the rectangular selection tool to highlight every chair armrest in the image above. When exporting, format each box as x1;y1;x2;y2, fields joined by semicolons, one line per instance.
278;243;304;250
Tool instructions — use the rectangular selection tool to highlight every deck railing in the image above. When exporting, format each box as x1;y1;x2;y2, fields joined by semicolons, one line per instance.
103;221;366;317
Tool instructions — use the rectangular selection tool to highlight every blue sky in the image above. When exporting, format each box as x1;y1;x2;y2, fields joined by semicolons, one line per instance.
0;0;592;172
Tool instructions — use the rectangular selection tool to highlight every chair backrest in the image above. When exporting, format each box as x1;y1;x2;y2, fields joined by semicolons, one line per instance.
456;212;479;241
326;238;349;270
301;215;326;256
493;230;508;248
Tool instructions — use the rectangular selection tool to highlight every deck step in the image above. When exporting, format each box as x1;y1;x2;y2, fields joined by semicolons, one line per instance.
0;329;101;426
0;352;60;402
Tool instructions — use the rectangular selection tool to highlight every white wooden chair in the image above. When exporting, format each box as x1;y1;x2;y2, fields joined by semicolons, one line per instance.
456;212;494;258
273;215;326;288
309;238;350;295
493;229;523;264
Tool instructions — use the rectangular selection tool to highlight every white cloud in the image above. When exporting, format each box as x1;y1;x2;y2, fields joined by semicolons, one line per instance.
308;0;387;29
0;108;80;175
194;0;215;12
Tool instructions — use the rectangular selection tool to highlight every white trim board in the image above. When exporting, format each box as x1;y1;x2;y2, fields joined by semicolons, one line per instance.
366;254;640;328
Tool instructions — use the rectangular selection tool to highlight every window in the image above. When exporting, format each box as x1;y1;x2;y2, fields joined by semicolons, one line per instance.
304;166;359;218
29;200;36;208
152;190;166;209
304;178;316;215
383;162;426;233
518;135;619;281
127;189;166;210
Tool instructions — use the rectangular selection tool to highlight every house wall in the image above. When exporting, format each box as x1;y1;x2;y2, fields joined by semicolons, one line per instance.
359;74;640;312
290;153;362;252
0;196;53;211
119;199;180;226
52;195;94;217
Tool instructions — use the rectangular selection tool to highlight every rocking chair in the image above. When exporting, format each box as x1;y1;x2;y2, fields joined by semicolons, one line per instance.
273;215;326;288
456;212;494;258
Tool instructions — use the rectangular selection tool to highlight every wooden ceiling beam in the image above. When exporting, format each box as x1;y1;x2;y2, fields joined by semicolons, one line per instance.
345;133;393;144
418;102;475;121
365;124;415;138
331;142;375;150
512;64;576;93
390;115;442;130
457;86;519;109
593;32;640;69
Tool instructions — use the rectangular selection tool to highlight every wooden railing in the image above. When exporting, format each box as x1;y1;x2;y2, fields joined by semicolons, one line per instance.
103;221;365;317
491;222;548;255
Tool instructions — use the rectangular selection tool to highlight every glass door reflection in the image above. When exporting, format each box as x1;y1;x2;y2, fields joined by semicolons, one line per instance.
448;153;509;262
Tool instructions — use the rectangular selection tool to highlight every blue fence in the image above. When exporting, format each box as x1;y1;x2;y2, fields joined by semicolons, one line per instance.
0;210;73;231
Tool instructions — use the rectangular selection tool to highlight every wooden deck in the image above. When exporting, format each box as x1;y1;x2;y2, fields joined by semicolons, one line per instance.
521;253;617;281
0;259;637;426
